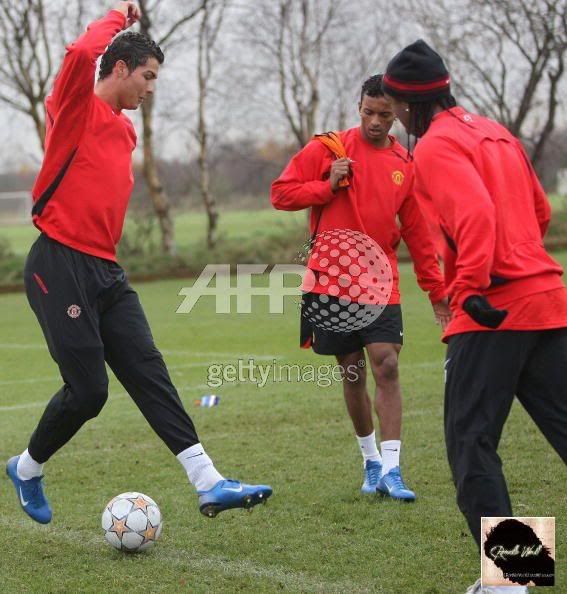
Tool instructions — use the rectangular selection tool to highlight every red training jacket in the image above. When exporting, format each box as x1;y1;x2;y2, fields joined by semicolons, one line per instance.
413;107;566;339
32;10;136;262
271;128;446;305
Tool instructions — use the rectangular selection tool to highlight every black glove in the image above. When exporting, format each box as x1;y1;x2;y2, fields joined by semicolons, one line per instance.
463;295;508;329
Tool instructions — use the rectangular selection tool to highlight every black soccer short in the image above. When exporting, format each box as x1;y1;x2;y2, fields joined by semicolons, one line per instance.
305;293;403;356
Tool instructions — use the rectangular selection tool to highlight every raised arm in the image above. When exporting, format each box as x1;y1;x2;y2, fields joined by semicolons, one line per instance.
48;2;140;115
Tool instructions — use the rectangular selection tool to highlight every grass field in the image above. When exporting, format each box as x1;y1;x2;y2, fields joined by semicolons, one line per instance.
0;209;307;257
1;195;565;256
1;252;566;594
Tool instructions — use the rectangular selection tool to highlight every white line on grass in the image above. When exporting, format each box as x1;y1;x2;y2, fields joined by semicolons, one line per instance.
0;357;283;388
0;361;443;413
0;381;243;413
0;361;442;416
0;517;379;594
0;343;281;360
0;376;61;386
0;343;46;349
0;362;212;387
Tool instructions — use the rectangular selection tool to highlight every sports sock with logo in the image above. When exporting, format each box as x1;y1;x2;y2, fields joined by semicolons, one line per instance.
177;443;224;491
17;448;44;480
356;430;382;465
380;440;401;474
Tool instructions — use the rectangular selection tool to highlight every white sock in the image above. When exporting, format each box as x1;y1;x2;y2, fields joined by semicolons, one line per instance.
356;431;382;465
380;440;401;474
177;443;224;492
17;449;44;480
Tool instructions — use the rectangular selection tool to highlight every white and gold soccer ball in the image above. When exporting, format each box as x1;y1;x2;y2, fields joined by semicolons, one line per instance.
102;492;163;552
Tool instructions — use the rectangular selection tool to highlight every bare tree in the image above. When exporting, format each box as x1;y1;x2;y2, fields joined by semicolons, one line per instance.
138;0;205;255
238;1;395;148
195;0;228;248
241;0;344;148
407;0;567;168
320;2;399;131
0;0;94;152
0;0;53;150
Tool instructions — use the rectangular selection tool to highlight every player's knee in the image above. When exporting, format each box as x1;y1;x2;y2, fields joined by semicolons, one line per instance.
450;432;501;485
76;383;109;420
375;354;399;383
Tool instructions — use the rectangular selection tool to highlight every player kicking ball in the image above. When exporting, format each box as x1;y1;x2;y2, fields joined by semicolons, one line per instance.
6;2;271;524
271;75;450;501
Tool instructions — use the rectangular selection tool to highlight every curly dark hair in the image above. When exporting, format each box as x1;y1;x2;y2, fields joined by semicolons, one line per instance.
360;74;385;103
407;94;457;137
98;31;164;80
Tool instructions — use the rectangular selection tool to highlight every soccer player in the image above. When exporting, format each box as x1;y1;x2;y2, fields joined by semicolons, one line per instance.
5;2;271;524
383;40;567;594
271;75;450;501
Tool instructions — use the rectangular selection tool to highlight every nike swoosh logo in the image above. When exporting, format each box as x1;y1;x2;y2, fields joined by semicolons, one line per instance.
444;358;451;369
185;453;204;459
223;485;243;493
399;331;403;336
19;487;29;506
384;448;398;452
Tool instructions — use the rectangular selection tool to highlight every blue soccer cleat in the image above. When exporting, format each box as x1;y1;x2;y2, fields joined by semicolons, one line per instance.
360;459;382;494
6;456;52;524
198;479;273;518
377;466;416;502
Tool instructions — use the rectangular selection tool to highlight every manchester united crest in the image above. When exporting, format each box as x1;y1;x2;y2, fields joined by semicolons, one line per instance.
67;304;82;319
392;170;404;186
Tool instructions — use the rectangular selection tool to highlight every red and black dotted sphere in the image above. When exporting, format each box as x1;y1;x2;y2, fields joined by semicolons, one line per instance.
302;229;393;332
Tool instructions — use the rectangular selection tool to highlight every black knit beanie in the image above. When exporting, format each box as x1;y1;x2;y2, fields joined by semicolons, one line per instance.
383;39;451;102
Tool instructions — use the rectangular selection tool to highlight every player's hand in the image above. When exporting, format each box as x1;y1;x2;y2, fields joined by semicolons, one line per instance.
432;297;452;330
463;295;508;329
329;158;351;192
113;2;141;27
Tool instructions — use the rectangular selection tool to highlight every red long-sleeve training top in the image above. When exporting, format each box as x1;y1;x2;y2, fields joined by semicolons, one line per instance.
31;10;135;262
413;107;567;339
271;128;446;305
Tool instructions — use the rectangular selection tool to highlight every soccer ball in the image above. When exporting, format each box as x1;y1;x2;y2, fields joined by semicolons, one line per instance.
101;492;163;552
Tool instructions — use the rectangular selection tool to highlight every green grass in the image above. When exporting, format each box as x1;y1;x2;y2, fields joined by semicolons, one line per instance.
0;255;566;593
549;193;567;212
0;209;307;257
2;194;565;256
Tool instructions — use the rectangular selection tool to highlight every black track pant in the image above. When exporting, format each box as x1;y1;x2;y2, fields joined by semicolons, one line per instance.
445;329;567;548
24;234;199;463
